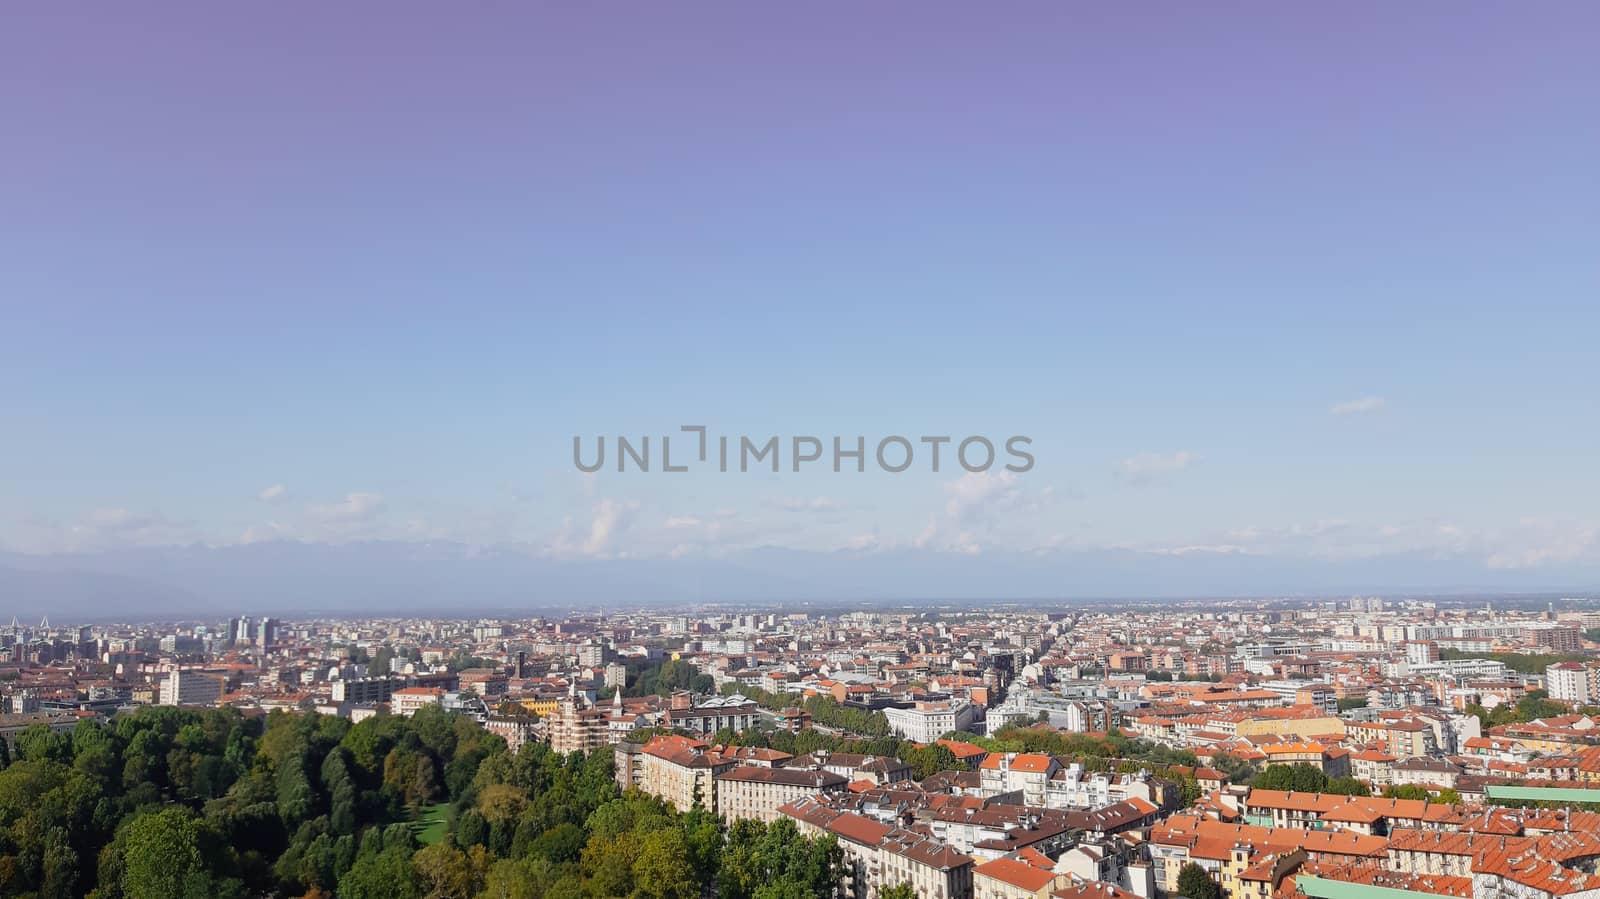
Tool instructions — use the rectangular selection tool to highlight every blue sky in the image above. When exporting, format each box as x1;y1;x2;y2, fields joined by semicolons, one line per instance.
3;5;1599;586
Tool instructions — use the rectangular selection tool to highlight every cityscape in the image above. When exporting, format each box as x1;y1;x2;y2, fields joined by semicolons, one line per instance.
6;598;1600;898
7;4;1600;899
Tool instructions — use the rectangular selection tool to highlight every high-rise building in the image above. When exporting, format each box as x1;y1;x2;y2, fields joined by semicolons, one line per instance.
1403;641;1439;665
577;642;607;668
472;622;507;642
550;682;612;755
332;676;406;705
1525;624;1582;653
1546;662;1597;705
160;670;225;707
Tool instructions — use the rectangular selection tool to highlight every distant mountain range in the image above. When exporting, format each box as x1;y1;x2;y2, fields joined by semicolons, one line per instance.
1;541;1596;621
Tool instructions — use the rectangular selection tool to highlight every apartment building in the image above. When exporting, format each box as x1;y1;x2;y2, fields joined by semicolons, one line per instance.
1256;742;1351;777
331;676;407;705
662;692;761;735
877;829;976;899
979;753;1061;806
1054;883;1142;899
715;766;848;823
1148;814;1388;896
159;669;225;707
1259;680;1337;713
615;734;732;812
784;796;975;899
789;749;912;785
1232;708;1346;740
1348;719;1437;758
483;715;536;753
1522;624;1583;653
973;848;1063;899
1389;757;1464;789
0;710;85;747
1239;791;1435;834
1043;764;1161;811
1350;749;1399;785
1547;662;1600;705
1369;683;1439;710
548;690;611;755
783;797;896;899
918;805;1079;859
391;686;444;717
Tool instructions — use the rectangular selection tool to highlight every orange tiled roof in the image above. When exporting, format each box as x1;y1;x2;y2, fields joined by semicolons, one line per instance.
975;855;1056;892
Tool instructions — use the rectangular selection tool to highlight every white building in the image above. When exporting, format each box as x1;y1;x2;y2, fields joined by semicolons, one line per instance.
984;696;1037;736
159;669;225;707
885;700;981;743
1409;658;1510;682
1547;662;1598;705
391;687;444;716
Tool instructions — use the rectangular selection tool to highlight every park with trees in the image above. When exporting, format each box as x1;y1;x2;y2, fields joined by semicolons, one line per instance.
0;703;844;899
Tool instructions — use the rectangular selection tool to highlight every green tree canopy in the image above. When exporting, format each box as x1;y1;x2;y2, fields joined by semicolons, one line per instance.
1179;862;1223;899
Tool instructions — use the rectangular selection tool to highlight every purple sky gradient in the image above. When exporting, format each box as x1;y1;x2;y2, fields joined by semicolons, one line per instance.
3;5;1599;596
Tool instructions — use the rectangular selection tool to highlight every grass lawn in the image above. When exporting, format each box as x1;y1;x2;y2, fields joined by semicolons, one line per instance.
411;801;451;845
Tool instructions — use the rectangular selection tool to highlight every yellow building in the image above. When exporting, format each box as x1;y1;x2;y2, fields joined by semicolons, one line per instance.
519;697;561;717
1234;712;1345;740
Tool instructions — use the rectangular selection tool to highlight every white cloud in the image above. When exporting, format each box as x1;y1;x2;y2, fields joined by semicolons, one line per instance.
576;495;624;553
1203;519;1437;561
913;472;1060;553
1191;516;1600;569
841;532;886;552
307;492;386;521
1147;544;1252;556
1484;524;1600;570
1330;396;1386;416
950;532;983;555
1225;520;1349;542
1115;451;1196;486
945;471;1022;525
767;496;847;513
88;507;154;532
54;507;194;550
258;484;288;503
544;503;820;559
240;521;293;544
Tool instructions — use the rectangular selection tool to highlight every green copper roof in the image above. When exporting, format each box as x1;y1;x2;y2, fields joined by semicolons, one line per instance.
1295;875;1443;899
1485;785;1600;803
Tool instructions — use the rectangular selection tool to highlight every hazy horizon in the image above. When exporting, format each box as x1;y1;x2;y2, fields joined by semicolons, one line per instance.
3;537;1598;621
